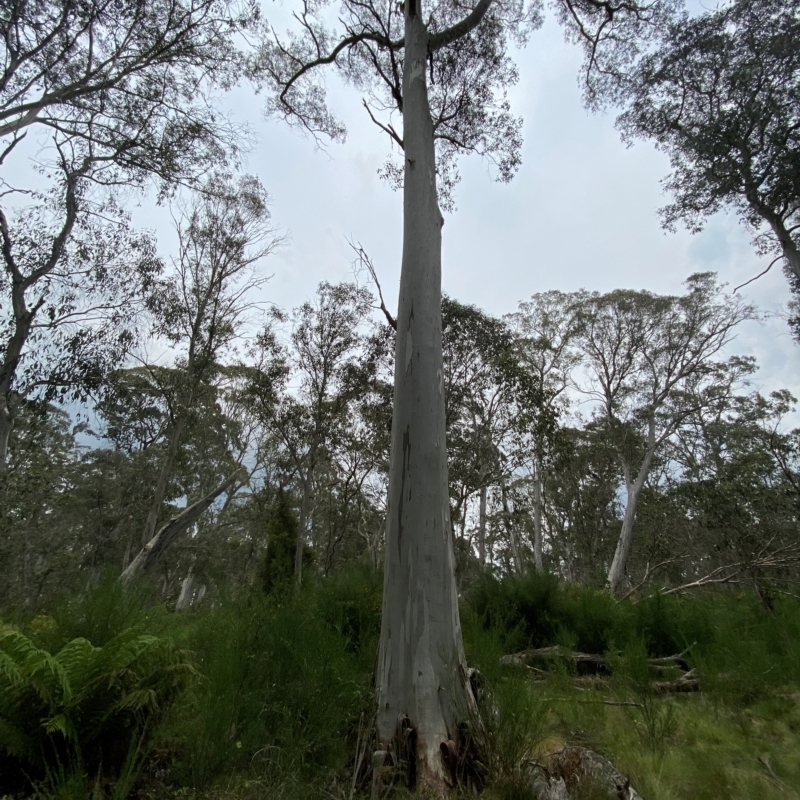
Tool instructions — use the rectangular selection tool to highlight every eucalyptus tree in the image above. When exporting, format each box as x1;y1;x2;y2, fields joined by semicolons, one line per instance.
0;0;251;157
256;0;674;784
320;325;394;572
0;199;161;469
574;274;756;593
665;385;800;589
506;292;583;571
261;282;373;589
0;0;256;470
616;0;800;303
442;298;516;566
122;175;281;583
442;297;551;573
543;423;621;584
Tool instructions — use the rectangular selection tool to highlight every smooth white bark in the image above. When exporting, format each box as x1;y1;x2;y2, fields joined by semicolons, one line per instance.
606;424;657;593
532;460;544;572
376;9;472;786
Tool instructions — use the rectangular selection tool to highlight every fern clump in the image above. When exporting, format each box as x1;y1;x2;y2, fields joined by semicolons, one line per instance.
0;624;195;794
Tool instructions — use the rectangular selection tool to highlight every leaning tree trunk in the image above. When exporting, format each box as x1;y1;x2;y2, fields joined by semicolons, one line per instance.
121;471;239;584
606;446;655;594
375;8;473;789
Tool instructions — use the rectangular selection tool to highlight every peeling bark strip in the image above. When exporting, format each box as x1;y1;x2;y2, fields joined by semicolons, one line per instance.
375;6;474;788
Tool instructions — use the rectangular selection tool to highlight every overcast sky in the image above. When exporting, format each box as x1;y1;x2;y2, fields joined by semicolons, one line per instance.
125;3;798;409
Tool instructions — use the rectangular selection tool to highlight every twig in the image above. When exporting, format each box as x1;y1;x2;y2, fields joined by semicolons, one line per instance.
349;238;396;330
349;712;366;800
618;558;677;602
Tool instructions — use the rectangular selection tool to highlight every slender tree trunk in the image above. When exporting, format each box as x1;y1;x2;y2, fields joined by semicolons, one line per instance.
606;448;655;594
501;483;522;575
141;415;186;546
532;459;544;572
478;483;487;566
294;464;314;589
0;287;37;471
375;9;472;788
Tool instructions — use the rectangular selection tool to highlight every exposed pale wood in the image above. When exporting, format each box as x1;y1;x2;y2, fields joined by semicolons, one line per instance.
121;471;241;584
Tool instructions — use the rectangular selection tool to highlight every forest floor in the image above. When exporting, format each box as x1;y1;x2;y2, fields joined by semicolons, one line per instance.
518;680;800;800
2;569;799;800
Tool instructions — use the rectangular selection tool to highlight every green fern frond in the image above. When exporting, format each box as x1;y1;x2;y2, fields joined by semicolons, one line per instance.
114;688;158;714
43;712;77;743
1;627;71;706
0;649;23;685
1;622;195;790
55;638;99;683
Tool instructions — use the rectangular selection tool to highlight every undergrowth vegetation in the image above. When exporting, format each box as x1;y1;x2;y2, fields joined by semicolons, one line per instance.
2;569;799;800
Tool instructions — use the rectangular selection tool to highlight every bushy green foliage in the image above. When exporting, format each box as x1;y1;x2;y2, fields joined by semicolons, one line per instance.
314;563;382;656
466;572;620;654
465;572;800;688
3;564;798;800
0;623;194;794
258;491;303;594
168;572;377;789
44;572;168;650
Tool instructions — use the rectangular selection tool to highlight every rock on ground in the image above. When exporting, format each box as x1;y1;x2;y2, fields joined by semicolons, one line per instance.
533;746;644;800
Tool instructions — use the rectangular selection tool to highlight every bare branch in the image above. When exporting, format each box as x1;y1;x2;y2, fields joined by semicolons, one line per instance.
349;238;396;330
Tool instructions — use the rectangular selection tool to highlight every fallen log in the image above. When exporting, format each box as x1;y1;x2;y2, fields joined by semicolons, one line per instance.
534;746;644;800
501;645;691;673
503;646;700;694
654;668;700;694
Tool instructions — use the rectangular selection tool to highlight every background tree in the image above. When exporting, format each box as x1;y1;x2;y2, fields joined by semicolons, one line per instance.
616;0;800;326
0;0;256;469
254;282;372;589
0;189;162;469
573;274;756;592
507;291;583;571
123;174;282;583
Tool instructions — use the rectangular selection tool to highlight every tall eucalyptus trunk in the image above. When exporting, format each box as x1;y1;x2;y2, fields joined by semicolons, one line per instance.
532;459;544;572
478;483;488;566
606;419;657;594
376;5;472;787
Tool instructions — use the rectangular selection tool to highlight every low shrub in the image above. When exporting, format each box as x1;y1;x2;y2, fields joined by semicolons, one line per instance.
168;577;375;789
0;624;195;795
